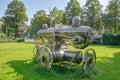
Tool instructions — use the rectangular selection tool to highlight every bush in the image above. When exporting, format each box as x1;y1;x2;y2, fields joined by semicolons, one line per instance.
0;33;6;39
0;38;16;43
102;33;120;45
17;38;24;42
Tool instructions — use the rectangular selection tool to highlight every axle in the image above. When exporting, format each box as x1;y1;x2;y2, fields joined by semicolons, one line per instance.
52;50;83;64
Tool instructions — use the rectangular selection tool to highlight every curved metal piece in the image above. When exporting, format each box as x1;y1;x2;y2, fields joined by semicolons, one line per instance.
33;45;41;60
36;46;53;71
72;34;91;49
33;46;36;56
82;48;96;74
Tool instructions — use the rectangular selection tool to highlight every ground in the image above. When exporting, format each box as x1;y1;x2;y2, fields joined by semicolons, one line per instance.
0;43;120;80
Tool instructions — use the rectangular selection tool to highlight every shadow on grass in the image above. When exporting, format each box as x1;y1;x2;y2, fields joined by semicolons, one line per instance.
6;58;95;80
6;52;120;80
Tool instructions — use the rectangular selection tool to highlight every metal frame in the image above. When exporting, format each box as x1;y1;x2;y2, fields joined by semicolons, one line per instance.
34;25;96;74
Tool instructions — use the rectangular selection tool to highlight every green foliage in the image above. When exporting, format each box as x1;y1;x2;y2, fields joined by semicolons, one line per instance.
5;0;28;22
29;10;50;36
104;0;120;33
29;7;64;33
82;0;102;30
64;0;81;25
0;32;6;39
1;16;17;37
0;38;17;43
102;33;120;45
0;37;24;43
17;38;24;42
101;13;112;32
50;7;64;25
0;21;3;32
3;0;28;38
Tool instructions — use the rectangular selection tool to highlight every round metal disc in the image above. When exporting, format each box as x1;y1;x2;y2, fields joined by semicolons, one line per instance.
36;46;53;71
82;48;96;74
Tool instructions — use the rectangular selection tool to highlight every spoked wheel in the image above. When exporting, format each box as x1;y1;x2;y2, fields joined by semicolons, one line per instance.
36;46;53;71
82;48;96;74
33;45;41;60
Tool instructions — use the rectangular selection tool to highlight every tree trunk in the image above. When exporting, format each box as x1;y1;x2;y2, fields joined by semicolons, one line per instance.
14;26;18;38
114;25;117;33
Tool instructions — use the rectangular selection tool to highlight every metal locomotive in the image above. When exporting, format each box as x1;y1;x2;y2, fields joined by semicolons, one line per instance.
34;16;96;74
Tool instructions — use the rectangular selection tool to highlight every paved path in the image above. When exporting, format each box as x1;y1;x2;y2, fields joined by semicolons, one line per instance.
24;39;34;42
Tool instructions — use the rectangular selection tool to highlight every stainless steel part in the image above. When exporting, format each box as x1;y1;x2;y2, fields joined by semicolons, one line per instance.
35;46;53;71
37;26;93;49
52;50;83;64
72;16;80;27
82;48;96;74
34;16;96;74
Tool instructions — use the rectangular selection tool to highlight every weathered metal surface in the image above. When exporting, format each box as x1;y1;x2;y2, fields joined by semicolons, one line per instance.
34;16;96;74
37;26;92;33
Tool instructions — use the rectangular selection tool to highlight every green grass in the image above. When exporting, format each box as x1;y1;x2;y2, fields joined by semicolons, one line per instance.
0;43;120;80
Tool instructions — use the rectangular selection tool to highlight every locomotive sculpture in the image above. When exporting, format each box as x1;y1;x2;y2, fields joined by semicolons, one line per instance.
34;16;96;74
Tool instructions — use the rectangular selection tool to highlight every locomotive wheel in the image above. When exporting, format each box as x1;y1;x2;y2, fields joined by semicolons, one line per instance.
33;45;41;60
36;46;53;71
82;48;96;74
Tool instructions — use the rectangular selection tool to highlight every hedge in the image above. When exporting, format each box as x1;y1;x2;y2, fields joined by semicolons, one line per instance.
102;33;120;45
0;38;24;43
17;38;24;42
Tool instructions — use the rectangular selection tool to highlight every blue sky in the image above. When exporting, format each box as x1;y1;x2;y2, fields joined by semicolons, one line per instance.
0;0;109;24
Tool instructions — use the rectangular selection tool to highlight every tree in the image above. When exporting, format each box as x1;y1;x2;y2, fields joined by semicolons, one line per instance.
104;0;120;33
0;20;3;33
101;12;112;32
2;16;14;37
30;10;50;36
4;0;28;38
50;7;64;26
64;0;81;25
82;0;102;30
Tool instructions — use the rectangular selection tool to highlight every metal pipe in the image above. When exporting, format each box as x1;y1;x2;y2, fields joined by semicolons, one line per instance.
53;50;83;64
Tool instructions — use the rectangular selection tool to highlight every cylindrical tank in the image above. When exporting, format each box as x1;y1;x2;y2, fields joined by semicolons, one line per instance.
53;50;83;64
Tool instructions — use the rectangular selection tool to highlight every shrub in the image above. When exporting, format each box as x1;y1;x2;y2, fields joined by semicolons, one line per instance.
102;33;120;45
0;38;16;43
0;33;6;39
17;38;24;42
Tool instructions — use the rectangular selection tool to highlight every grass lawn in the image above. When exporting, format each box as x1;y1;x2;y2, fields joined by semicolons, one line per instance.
0;43;120;80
